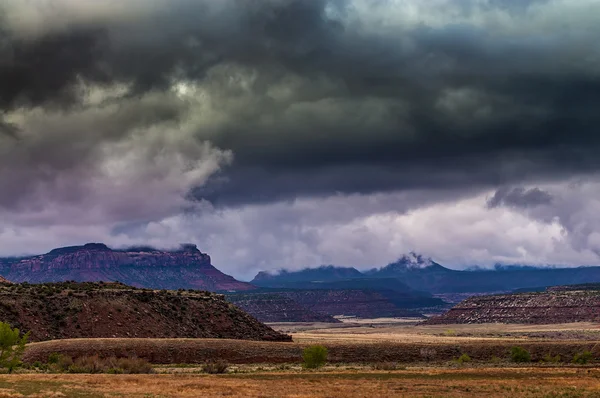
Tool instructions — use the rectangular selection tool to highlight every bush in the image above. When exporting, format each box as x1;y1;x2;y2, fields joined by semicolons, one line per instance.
47;352;61;365
202;360;229;374
573;351;593;365
542;354;561;363
510;346;531;363
456;354;471;364
372;362;397;370
302;345;328;369
0;322;30;372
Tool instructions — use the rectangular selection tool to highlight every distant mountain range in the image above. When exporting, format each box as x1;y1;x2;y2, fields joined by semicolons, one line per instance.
7;244;600;322
0;243;253;292
253;253;600;294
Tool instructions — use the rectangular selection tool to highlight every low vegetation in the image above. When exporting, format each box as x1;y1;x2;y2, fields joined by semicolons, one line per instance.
542;354;561;363
302;345;328;369
0;321;29;372
455;354;472;364
510;346;531;363
29;353;154;374
1;368;600;397
202;360;229;374
572;350;593;364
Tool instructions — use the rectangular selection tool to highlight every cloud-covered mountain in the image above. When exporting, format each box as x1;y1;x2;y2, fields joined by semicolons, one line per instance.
0;243;253;291
253;254;600;294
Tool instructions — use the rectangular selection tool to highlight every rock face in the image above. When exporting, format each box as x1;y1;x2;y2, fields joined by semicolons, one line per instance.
0;243;254;292
0;282;290;342
426;288;600;325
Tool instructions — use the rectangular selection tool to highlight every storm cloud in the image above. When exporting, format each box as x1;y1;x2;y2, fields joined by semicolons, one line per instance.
2;0;600;275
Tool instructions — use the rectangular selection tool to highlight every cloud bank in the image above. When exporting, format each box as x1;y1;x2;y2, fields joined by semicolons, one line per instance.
1;0;600;278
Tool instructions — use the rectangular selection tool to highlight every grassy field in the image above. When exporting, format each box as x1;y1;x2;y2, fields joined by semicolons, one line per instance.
23;321;600;365
14;321;600;396
1;368;600;397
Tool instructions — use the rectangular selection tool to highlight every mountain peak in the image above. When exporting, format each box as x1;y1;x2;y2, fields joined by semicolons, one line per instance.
392;252;434;269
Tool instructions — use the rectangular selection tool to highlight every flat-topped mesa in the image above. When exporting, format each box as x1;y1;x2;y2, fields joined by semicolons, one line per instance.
0;243;254;292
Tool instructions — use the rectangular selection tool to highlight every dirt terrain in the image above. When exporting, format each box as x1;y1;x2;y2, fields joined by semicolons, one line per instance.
2;369;600;397
0;282;290;342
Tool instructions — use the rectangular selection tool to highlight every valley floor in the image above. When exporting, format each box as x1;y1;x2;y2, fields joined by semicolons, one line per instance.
2;368;600;397
16;320;600;397
270;318;600;344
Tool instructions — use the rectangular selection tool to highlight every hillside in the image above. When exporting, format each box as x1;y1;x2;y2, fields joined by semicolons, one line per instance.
0;243;253;292
426;288;600;325
227;285;438;321
226;293;340;323
278;289;425;318
0;282;290;342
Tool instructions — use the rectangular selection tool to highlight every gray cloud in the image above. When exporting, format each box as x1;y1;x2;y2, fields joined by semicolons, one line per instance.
487;187;553;209
1;0;599;207
2;0;600;274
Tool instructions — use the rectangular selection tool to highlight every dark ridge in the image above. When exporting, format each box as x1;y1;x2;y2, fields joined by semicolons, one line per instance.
0;282;290;342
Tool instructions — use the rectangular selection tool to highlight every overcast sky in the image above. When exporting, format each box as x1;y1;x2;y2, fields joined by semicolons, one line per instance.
1;0;600;280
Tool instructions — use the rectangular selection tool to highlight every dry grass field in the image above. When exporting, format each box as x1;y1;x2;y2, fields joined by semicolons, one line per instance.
1;368;600;397
13;320;600;397
23;335;600;365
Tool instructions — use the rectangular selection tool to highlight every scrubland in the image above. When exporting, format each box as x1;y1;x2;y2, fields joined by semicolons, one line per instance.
9;320;600;397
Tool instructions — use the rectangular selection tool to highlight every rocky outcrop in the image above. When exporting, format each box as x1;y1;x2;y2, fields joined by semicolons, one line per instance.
0;243;254;292
0;282;289;342
425;289;600;324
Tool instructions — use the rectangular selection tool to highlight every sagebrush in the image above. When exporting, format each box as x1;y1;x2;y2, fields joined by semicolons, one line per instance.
302;345;328;369
510;346;531;363
202;360;229;374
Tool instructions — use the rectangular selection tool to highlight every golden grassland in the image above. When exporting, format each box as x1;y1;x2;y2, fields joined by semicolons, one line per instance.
14;321;600;397
1;368;600;397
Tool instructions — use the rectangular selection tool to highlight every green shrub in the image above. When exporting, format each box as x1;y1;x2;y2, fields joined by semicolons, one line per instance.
47;352;61;365
510;346;531;363
302;345;328;369
542;354;561;363
573;351;593;365
456;354;471;364
202;360;229;374
490;355;502;363
0;322;30;372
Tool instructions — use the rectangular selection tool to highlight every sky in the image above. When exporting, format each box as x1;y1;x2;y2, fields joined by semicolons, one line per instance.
1;0;600;280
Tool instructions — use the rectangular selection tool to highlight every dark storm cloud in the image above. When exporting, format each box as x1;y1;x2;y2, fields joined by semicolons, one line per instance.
487;187;554;209
2;0;600;207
